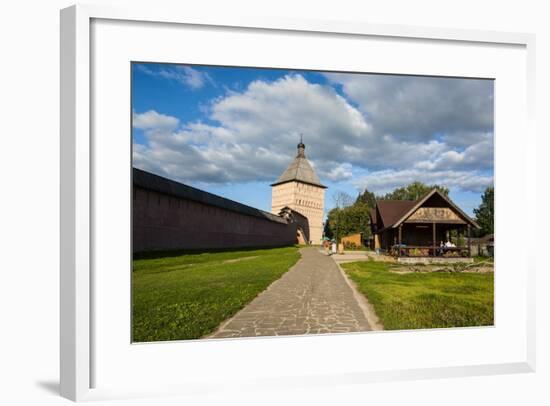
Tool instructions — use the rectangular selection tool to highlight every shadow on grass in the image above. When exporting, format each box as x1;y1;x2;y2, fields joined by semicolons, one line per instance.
133;244;298;260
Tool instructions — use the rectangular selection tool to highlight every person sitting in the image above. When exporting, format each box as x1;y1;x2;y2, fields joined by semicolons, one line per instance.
438;240;445;256
444;240;457;254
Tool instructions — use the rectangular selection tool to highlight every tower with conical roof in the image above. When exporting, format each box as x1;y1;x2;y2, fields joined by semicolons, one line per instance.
271;137;326;244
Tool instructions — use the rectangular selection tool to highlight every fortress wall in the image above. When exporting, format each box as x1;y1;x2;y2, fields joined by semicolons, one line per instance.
133;180;297;254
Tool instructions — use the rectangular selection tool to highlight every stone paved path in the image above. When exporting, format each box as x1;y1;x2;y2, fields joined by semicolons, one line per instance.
210;247;371;338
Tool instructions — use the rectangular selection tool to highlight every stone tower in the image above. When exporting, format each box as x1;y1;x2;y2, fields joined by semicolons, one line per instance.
271;138;326;244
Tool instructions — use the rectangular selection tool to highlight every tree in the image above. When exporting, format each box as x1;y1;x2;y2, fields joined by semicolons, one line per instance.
330;191;354;242
356;188;377;209
332;191;354;209
473;187;494;236
326;202;371;243
323;214;334;240
342;203;371;240
381;181;449;201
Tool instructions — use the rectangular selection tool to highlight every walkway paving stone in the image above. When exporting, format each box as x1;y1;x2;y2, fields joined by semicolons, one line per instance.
210;247;371;338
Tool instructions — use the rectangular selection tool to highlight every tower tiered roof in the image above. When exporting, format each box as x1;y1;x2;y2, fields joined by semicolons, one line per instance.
271;139;327;189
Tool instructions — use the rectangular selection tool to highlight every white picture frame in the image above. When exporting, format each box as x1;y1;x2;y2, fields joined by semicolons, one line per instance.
60;4;536;402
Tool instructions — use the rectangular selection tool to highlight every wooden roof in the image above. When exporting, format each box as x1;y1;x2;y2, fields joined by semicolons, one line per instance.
376;200;417;230
369;208;377;227
271;142;326;188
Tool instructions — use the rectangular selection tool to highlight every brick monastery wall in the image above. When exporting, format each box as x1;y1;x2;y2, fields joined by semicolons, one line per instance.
133;186;298;253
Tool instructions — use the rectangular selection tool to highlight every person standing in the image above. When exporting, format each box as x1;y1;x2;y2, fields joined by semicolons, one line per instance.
323;239;330;255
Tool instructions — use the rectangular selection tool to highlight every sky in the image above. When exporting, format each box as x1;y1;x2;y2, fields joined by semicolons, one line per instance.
132;63;494;216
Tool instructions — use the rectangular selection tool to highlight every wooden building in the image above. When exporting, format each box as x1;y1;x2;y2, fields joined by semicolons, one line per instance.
369;189;480;258
341;233;363;248
470;234;494;257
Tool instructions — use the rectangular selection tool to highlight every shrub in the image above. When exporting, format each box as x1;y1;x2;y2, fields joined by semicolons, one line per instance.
344;241;358;250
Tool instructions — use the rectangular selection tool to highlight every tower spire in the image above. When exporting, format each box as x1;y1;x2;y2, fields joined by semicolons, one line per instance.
297;133;305;157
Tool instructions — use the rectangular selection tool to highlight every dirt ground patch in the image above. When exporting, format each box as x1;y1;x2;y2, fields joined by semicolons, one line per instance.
365;252;396;263
223;255;259;264
389;261;493;274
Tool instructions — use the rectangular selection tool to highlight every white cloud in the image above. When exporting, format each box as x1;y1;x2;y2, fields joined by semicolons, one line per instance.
323;163;353;181
133;73;494;194
134;74;374;184
352;168;493;195
137;65;213;90
133;110;179;131
413;133;493;171
325;73;494;142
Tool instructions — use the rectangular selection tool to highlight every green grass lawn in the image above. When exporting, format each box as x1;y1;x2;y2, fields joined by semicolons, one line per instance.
132;246;300;342
342;260;494;330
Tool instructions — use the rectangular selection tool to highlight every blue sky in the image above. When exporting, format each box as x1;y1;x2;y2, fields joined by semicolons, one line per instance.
132;62;494;216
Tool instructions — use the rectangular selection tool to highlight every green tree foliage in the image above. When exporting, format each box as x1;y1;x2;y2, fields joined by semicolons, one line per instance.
381;181;449;201
326;203;371;242
356;188;377;208
473;187;494;236
323;216;334;240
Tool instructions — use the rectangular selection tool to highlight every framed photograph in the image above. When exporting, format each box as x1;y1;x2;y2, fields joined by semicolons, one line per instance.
60;4;536;401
